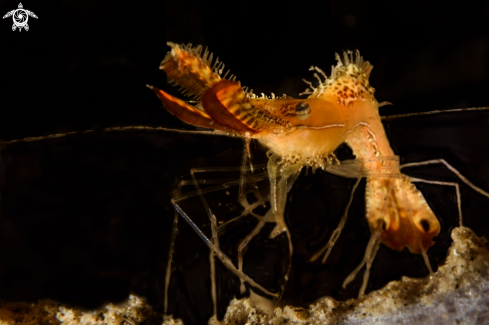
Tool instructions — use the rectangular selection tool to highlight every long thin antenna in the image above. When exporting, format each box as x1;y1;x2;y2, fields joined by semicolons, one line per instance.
381;106;489;120
2;126;236;144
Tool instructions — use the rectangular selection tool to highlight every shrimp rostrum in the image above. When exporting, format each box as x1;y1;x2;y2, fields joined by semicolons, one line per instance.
148;43;489;305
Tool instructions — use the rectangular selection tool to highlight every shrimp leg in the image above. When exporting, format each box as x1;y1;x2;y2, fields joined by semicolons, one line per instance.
309;177;362;263
163;164;271;322
170;166;273;289
407;177;462;226
401;159;489;226
342;174;398;295
343;218;384;297
310;156;396;265
166;145;302;318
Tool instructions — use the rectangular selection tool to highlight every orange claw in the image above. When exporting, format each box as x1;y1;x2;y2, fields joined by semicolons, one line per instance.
201;80;260;135
147;84;234;133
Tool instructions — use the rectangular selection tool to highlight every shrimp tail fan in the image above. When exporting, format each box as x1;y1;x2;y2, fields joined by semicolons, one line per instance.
366;175;440;254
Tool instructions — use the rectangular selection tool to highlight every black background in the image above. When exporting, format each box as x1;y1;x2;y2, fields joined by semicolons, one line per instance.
1;0;489;324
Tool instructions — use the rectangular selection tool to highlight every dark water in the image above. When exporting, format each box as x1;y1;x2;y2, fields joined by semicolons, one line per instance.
1;1;489;324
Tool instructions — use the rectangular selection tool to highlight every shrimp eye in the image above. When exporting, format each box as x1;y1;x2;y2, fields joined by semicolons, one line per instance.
295;101;311;120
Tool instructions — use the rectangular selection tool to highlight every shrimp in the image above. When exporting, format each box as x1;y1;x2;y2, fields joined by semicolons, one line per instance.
148;42;489;317
2;42;488;324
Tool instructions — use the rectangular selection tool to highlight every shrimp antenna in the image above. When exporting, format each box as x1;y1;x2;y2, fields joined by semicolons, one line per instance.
1;126;235;144
381;106;489;120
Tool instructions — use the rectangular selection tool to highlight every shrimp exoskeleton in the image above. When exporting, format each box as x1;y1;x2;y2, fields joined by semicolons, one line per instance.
148;42;489;319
